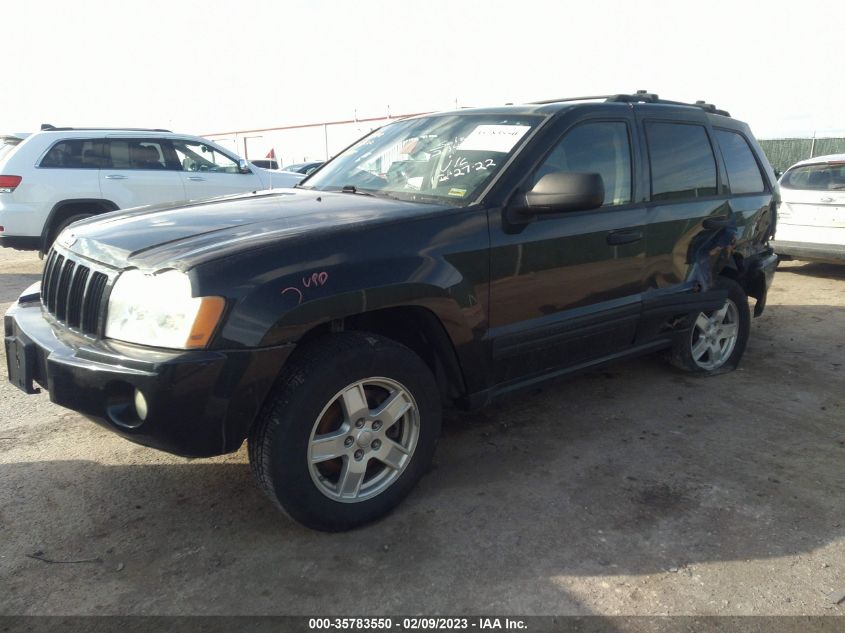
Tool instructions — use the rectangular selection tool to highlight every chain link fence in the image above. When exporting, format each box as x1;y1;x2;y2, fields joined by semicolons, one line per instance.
759;138;845;174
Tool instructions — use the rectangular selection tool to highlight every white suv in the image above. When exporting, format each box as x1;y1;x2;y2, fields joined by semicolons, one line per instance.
773;154;845;263
0;127;304;252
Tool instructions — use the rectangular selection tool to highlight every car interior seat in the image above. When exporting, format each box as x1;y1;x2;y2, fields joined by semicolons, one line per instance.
807;169;831;189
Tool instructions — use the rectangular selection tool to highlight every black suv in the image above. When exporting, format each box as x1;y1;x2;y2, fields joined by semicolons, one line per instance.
5;92;779;531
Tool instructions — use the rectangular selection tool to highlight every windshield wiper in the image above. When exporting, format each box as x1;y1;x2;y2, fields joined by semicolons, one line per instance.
339;185;405;201
340;185;374;196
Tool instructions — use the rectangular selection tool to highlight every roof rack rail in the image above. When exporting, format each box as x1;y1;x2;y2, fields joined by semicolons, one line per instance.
39;124;173;132
605;90;731;117
530;90;731;117
529;95;618;105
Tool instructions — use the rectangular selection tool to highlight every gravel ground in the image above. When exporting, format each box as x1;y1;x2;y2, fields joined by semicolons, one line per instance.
0;246;843;616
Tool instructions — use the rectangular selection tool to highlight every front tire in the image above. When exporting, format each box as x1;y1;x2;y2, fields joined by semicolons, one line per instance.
249;332;441;531
671;277;750;374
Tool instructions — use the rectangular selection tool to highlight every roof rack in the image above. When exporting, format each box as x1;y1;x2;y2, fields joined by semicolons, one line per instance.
530;94;619;105
529;90;730;117
39;123;173;133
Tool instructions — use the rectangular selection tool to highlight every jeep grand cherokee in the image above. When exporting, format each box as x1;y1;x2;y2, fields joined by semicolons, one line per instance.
5;92;779;531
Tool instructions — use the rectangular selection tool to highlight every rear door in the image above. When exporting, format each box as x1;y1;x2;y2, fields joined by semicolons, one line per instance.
778;160;845;244
32;137;106;218
635;109;730;307
100;137;186;209
171;139;263;201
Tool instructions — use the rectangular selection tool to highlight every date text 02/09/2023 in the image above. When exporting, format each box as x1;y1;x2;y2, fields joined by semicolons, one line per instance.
307;617;528;630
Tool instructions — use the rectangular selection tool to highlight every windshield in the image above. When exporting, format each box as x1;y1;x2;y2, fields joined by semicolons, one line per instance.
302;114;542;204
781;162;845;190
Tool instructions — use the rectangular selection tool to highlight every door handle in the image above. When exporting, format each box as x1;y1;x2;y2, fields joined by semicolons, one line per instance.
821;197;834;203
188;176;206;181
606;229;643;245
702;215;732;230
104;174;128;180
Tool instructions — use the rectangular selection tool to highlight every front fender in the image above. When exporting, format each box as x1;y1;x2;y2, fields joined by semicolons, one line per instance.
215;253;485;352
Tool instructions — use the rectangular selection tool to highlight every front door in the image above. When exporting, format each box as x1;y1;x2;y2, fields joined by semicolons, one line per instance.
488;115;647;387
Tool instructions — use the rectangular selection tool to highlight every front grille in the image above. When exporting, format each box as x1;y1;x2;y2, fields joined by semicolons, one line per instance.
41;249;111;336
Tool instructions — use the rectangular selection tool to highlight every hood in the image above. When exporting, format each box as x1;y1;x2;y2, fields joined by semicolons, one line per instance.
63;189;449;270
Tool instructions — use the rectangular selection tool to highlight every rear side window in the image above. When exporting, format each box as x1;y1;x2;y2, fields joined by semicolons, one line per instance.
715;130;765;194
40;139;110;169
646;122;717;201
781;163;845;190
533;121;633;206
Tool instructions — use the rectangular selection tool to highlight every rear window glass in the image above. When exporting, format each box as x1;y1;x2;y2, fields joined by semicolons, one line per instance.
646;122;718;201
780;163;845;190
715;129;765;194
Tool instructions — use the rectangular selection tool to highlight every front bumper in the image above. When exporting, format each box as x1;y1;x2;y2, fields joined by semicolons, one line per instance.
4;285;294;457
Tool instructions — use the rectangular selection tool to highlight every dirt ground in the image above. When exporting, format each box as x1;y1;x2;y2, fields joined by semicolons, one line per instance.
0;246;843;616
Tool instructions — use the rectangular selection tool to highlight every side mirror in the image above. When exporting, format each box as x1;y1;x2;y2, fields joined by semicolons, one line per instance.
238;159;252;174
521;172;604;214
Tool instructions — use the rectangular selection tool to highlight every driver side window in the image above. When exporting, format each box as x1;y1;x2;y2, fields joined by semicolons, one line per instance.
533;121;632;207
173;140;240;174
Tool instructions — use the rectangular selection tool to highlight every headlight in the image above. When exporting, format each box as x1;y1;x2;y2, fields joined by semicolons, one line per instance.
105;269;225;349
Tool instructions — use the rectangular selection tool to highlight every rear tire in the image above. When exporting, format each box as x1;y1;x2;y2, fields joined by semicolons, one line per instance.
249;331;441;531
671;277;750;374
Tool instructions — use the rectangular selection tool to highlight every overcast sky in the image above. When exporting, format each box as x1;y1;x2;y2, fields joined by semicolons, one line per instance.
3;0;843;139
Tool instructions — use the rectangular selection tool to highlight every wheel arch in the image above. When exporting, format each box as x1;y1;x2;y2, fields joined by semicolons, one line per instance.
717;252;769;315
41;198;119;251
290;304;469;407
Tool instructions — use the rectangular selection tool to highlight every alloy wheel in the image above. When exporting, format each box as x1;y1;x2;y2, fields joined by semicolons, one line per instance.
307;377;420;503
690;299;740;370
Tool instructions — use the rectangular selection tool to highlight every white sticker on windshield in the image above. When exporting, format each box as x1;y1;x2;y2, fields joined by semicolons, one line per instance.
457;124;530;153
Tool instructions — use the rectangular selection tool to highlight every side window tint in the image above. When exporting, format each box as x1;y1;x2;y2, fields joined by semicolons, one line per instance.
172;141;239;174
41;139;109;169
646;122;717;201
715;129;765;194
107;140;171;170
534;121;632;206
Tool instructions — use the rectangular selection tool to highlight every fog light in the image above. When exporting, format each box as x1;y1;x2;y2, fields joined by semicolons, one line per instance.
134;388;148;421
